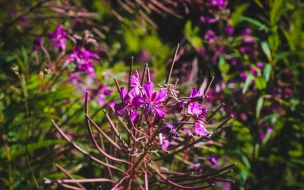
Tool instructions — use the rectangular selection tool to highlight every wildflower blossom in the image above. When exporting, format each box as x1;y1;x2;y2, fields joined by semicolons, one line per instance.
160;123;179;137
130;70;141;88
48;26;67;51
132;81;167;119
68;46;99;76
187;88;203;115
114;87;139;123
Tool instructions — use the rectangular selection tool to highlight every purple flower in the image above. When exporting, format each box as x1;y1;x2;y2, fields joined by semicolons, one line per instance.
130;71;141;88
93;84;112;106
161;137;169;149
68;46;99;75
137;49;151;64
256;62;263;70
225;26;233;36
204;30;215;43
8;8;15;16
209;0;226;10
199;47;206;56
193;122;210;136
188;102;203;115
160;123;179;137
69;72;82;91
33;37;42;51
19;16;28;30
187;88;204;115
132;81;167;119
114;87;139;123
239;72;247;81
242;28;252;35
48;26;67;51
209;156;218;165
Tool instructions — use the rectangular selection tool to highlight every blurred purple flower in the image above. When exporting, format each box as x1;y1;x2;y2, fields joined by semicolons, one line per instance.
137;49;151;64
33;37;42;51
160;123;179;137
68;46;99;76
209;156;218;165
225;26;233;36
92;84;112;106
242;28;252;35
256;62;263;70
199;47;206;56
162;137;169;149
8;8;15;16
69;72;82;91
204;30;215;43
209;0;226;10
48;26;67;51
133;81;167;119
239;72;247;81
19;16;28;30
200;16;218;25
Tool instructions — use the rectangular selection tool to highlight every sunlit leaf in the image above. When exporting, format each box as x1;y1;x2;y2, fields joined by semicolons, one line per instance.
261;41;272;61
263;64;271;81
256;97;264;119
242;74;254;94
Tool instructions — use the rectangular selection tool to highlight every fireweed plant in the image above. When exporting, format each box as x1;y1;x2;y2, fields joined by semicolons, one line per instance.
44;44;234;189
36;25;112;106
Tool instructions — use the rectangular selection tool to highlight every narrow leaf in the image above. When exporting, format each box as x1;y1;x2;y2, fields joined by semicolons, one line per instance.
261;41;272;61
256;97;264;119
242;74;254;94
263;64;272;81
255;76;266;90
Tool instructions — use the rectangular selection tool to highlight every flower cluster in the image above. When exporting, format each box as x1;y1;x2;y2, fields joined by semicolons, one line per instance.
36;26;109;105
48;26;67;52
114;70;211;138
45;45;234;189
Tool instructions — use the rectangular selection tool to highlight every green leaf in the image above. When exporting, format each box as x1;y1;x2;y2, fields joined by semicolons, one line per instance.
263;64;271;81
218;56;230;73
255;77;267;90
239;16;269;32
254;0;264;8
231;4;247;26
270;0;284;25
184;20;192;34
256;97;264;119
268;26;280;52
21;46;28;65
261;41;272;61
11;140;66;160
242;74;254;94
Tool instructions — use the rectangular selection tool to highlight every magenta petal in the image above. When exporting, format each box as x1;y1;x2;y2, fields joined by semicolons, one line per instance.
188;102;202;115
189;88;200;97
114;103;127;115
132;96;147;107
153;106;165;119
130;71;141;88
194;122;209;136
130;109;139;123
120;87;128;101
154;88;167;102
143;81;154;100
128;87;140;100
